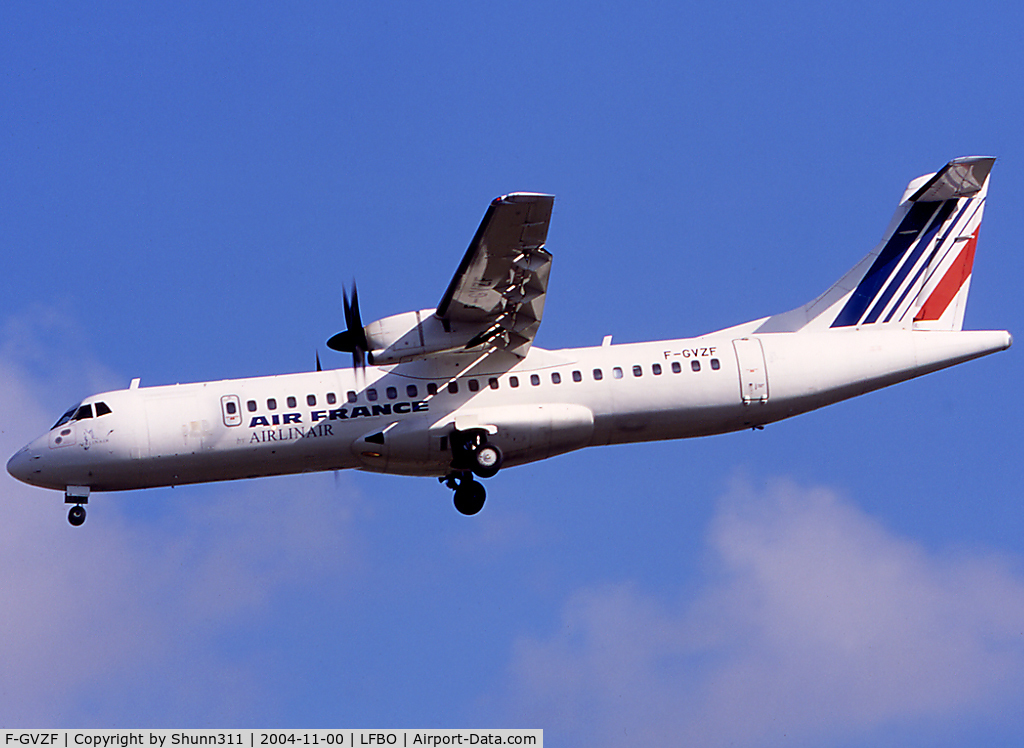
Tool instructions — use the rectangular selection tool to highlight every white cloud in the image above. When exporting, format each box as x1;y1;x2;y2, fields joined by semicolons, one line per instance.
505;479;1024;747
0;449;363;727
0;324;365;727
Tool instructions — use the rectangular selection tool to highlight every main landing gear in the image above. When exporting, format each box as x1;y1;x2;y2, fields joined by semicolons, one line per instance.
442;430;504;515
443;472;487;515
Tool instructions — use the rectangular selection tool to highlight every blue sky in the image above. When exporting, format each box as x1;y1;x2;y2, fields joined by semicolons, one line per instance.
2;2;1024;744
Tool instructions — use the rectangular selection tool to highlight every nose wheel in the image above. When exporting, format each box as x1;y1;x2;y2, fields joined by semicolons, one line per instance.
68;504;86;526
64;485;90;527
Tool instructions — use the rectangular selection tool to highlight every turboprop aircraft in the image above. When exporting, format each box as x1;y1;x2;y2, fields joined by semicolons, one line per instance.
7;156;1012;525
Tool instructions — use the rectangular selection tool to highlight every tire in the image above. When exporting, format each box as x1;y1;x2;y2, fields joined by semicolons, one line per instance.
472;444;503;479
453;480;486;515
68;505;86;526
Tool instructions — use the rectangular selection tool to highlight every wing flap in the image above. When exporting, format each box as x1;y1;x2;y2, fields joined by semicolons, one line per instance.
437;192;554;358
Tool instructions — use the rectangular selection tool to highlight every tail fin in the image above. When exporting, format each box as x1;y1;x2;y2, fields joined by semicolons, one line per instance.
758;156;995;333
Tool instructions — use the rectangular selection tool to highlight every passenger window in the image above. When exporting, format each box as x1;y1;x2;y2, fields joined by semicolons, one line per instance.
268;398;277;410
226;401;237;415
572;370;582;382
327;393;337;405
407;384;418;398
613;367;623;379
691;360;701;372
307;395;317;406
427;383;438;396
530;374;541;386
386;386;398;400
488;378;499;390
347;391;358;403
448;382;459;394
652;363;662;375
368;388;378;401
287;396;297;408
551;372;561;384
671;361;682;374
247;400;257;412
468;379;479;392
632;365;642;377
711;358;721;370
95;402;112;416
510;376;519;388
593;369;603;381
74;404;94;420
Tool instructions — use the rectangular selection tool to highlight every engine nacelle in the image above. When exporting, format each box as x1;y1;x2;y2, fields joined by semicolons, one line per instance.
364;309;479;366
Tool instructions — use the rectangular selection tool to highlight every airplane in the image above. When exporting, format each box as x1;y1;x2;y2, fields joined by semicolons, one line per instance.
7;156;1012;526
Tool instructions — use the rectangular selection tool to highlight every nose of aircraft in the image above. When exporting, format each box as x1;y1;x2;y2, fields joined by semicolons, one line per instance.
7;445;38;486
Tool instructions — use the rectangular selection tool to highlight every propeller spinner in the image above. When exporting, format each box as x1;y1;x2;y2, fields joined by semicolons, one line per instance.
327;283;370;369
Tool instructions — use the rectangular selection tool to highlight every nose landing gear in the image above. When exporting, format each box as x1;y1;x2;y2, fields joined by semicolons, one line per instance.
68;504;86;526
65;485;90;527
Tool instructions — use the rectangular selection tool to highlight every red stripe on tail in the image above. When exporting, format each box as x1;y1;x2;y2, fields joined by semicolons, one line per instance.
914;227;979;322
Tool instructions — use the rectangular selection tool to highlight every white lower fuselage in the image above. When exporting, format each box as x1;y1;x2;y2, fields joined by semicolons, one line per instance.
9;328;1011;493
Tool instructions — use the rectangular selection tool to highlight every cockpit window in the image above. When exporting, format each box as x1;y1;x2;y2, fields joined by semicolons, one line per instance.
53;404;80;430
52;401;113;429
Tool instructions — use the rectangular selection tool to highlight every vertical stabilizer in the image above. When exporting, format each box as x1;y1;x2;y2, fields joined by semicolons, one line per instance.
757;157;995;333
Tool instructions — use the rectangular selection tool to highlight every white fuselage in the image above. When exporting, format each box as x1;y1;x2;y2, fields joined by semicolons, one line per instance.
7;328;1011;493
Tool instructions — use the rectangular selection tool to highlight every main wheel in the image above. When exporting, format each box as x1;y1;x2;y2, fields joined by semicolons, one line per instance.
453;480;486;516
472;444;503;479
68;505;86;526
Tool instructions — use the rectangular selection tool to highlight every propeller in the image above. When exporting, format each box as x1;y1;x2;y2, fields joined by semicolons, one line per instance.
327;283;370;369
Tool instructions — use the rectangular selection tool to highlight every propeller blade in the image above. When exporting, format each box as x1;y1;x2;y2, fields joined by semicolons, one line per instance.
316;350;322;372
327;282;370;370
343;284;369;352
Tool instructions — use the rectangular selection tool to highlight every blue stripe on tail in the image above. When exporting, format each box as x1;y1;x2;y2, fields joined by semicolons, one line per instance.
830;201;939;328
881;199;969;323
862;200;956;324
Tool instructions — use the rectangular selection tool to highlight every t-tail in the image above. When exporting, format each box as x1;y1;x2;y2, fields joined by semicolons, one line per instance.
758;156;996;334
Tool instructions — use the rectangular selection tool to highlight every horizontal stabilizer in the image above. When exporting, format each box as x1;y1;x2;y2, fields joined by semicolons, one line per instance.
905;156;995;203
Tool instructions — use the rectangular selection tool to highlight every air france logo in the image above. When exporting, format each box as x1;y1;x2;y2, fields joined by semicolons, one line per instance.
245;401;431;445
248;401;429;428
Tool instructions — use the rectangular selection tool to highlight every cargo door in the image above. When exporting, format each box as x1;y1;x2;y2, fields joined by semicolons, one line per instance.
145;392;207;457
733;338;769;403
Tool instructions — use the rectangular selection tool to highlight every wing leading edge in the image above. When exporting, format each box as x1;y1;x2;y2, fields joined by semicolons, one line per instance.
437;192;554;359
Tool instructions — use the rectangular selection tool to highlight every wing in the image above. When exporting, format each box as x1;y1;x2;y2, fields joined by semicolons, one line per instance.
436;192;554;358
